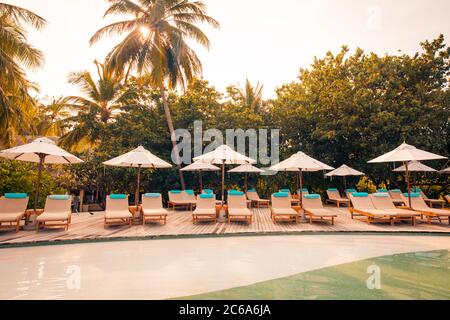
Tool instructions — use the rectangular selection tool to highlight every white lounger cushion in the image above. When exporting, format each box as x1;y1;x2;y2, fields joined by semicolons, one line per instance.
37;212;70;221
142;209;169;216
228;208;253;216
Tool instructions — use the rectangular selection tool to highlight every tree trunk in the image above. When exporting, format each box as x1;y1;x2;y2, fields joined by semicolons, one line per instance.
160;84;186;190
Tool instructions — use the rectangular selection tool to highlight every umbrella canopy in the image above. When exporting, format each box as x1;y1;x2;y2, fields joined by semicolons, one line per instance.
269;152;334;205
0;137;84;214
181;162;220;190
326;164;364;177
193;145;256;203
326;164;364;189
393;161;436;173
368;143;446;207
228;164;264;192
103;146;172;168
104;146;172;209
440;167;450;174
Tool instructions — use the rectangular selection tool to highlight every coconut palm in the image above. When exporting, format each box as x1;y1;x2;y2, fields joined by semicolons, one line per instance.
90;0;219;189
0;3;46;146
239;79;264;113
35;97;74;137
59;60;138;151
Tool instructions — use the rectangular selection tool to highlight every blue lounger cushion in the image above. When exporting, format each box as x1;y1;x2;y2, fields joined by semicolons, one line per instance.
346;189;357;193
373;193;389;197
228;191;244;196
248;189;257;193
404;193;421;198
202;189;213;194
169;190;182;194
389;189;401;193
328;188;338;191
4;193;28;199
49;195;70;200
185;190;195;195
304;194;320;199
280;189;290;193
144;193;161;198
377;188;388;193
273;192;289;198
199;194;214;199
352;192;369;197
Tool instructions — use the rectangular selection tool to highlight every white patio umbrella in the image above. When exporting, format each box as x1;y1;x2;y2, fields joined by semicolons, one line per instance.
326;164;364;189
193;145;256;203
0;137;84;214
440;167;450;174
103;146;172;208
228;164;264;193
180;162;220;190
269;152;334;205
393;161;436;173
368;143;446;207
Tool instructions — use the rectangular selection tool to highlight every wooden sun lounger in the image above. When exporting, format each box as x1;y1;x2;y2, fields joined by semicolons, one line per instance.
227;194;253;224
402;194;450;225
246;191;270;208
270;194;299;223
168;191;196;211
388;190;406;207
193;195;217;224
36;195;72;232
0;195;29;232
141;194;168;225
302;195;337;225
326;190;351;208
348;193;397;225
370;193;420;226
420;191;446;208
104;195;133;227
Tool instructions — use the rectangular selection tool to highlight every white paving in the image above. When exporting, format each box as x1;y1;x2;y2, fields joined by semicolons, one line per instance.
0;234;449;300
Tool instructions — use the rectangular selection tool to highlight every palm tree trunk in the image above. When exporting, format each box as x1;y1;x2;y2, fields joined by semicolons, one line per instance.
159;84;186;190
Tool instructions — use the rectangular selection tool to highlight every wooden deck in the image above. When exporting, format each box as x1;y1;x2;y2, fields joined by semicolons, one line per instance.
1;207;449;247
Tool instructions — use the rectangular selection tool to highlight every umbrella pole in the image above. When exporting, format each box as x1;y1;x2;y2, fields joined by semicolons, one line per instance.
33;154;45;214
405;161;411;208
221;160;225;205
135;165;142;210
199;170;203;191
245;173;248;193
343;176;347;190
299;169;303;207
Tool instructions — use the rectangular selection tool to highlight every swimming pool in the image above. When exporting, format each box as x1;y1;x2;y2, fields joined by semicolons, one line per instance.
0;234;449;299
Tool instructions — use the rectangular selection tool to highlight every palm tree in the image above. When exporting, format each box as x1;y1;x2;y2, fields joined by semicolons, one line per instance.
239;79;264;113
0;3;46;145
59;60;138;151
35;97;73;137
90;0;219;189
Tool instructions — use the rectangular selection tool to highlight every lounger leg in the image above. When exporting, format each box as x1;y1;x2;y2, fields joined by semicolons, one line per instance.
412;217;415;226
427;216;431;225
331;217;335;225
15;220;20;232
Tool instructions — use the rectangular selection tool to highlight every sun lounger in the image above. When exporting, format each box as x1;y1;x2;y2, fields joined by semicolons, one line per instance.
344;189;357;199
348;192;397;225
0;193;29;232
202;189;223;205
326;189;351;207
302;194;337;225
388;189;406;206
36;195;72;232
401;193;450;225
270;192;298;223
418;190;445;208
141;193;168;225
193;194;217;224
445;195;450;206
227;191;253;224
168;190;196;211
104;194;132;227
279;189;300;206
246;190;270;208
370;193;420;226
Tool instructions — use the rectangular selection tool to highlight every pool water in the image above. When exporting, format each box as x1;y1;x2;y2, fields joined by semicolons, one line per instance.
180;250;450;300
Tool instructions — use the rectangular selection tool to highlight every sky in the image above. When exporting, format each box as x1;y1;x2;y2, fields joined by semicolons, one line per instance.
5;0;450;99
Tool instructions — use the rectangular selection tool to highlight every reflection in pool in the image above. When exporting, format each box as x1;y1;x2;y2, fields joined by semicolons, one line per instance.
180;250;450;300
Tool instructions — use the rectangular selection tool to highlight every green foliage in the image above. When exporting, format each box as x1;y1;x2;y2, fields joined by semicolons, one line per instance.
0;160;66;208
356;176;377;194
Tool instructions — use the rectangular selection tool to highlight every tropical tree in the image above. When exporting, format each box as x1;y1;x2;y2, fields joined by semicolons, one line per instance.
90;0;219;189
35;97;73;137
0;2;46;146
59;60;138;151
231;78;264;113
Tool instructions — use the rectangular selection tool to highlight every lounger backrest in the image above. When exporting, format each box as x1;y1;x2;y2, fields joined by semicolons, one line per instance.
388;190;403;201
445;195;450;203
182;191;196;202
327;190;341;200
370;194;396;210
106;195;129;212
302;196;324;210
349;194;375;211
168;191;183;202
142;194;163;210
196;196;216;209
419;191;429;200
44;196;72;213
271;195;291;209
0;196;29;214
246;191;260;201
401;194;429;210
227;194;247;208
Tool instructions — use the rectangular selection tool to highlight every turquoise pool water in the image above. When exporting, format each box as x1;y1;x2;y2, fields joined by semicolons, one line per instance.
180;250;450;300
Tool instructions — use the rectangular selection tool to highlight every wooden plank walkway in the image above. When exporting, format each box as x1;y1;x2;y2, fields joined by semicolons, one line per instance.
1;207;449;247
